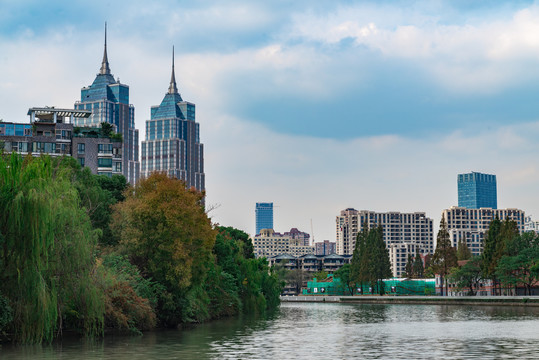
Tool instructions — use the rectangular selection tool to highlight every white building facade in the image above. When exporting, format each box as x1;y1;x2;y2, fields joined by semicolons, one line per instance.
336;208;434;277
253;229;314;259
442;207;525;256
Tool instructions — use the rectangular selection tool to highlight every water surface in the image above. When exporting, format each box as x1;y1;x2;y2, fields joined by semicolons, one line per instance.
3;302;539;359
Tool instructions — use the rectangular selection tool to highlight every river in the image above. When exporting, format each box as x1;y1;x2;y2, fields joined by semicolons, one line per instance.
2;302;539;359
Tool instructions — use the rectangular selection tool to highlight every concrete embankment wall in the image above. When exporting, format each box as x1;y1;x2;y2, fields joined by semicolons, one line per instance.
281;295;539;307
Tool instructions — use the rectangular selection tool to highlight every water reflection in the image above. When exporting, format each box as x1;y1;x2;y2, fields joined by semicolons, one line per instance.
2;303;539;359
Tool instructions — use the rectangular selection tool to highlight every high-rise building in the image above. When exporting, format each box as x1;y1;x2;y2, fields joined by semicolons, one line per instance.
336;208;434;277
141;48;205;192
74;24;140;184
458;172;497;209
443;206;525;256
255;202;273;235
284;228;310;246
252;229;314;258
315;240;336;256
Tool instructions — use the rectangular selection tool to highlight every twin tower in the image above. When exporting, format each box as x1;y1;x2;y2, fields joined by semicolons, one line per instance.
74;24;205;192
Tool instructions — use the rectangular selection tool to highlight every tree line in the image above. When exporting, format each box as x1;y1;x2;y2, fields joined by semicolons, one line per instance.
0;153;283;344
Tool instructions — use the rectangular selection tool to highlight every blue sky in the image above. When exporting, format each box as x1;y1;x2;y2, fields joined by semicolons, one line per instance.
2;0;539;241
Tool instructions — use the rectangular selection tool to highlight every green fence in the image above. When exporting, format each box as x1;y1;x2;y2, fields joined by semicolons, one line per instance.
303;277;435;296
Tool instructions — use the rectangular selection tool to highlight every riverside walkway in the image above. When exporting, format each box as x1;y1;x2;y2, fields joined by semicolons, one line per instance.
280;295;539;306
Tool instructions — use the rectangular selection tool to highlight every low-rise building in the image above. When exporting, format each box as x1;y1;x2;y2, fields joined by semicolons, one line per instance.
0;107;123;178
267;253;352;274
525;216;539;234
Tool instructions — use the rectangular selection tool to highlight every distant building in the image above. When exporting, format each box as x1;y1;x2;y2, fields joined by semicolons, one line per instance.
255;202;273;235
443;206;525;256
252;229;314;258
0;107;122;177
525;216;539;234
284;228;310;246
268;253;351;274
315;240;336;255
141;48;205;192
458;172;497;209
74;24;140;184
336;208;434;277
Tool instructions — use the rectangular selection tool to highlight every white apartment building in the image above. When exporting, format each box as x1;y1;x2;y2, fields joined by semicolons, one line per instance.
336;208;434;277
253;229;314;259
525;216;539;234
442;207;525;256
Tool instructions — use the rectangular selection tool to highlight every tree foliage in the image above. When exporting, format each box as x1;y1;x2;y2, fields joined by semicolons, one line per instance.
413;253;424;278
457;240;472;261
449;257;482;296
404;254;414;278
431;215;457;296
0;154;103;343
334;264;354;295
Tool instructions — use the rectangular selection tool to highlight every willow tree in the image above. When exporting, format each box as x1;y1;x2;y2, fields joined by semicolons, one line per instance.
0;154;103;343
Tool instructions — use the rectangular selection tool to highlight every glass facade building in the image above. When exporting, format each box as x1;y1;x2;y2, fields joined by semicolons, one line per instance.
74;24;140;184
255;202;274;235
458;172;497;209
141;48;205;192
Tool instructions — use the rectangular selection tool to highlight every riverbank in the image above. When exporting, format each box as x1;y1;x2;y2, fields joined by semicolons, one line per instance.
280;295;539;306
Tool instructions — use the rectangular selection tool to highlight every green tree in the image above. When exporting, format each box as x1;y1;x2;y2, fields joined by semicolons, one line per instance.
448;257;482;296
334;264;354;295
100;122;114;137
457;239;472;261
0;154;103;343
313;270;328;281
369;225;392;294
413;253;424;278
350;223;370;286
496;232;539;295
286;269;308;295
431;215;457;296
404;254;414;278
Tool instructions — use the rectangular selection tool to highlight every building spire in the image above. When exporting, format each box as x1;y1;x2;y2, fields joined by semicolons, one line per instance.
168;46;179;94
99;22;111;75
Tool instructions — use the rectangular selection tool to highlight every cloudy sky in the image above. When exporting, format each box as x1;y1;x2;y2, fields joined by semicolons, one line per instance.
2;0;539;241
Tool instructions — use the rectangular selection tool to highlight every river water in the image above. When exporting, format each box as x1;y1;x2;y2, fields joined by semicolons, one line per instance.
2;302;539;359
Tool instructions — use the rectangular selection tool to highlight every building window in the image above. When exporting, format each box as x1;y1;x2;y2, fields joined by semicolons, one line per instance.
78;143;85;154
98;158;113;168
98;143;113;154
78;157;85;167
114;162;122;172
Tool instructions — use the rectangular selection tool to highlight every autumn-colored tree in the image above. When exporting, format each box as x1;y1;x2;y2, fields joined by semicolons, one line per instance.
111;172;216;326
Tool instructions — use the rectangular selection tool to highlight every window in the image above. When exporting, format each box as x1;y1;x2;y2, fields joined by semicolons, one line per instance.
114;162;122;172
98;143;113;154
78;157;85;167
78;143;85;154
98;158;112;168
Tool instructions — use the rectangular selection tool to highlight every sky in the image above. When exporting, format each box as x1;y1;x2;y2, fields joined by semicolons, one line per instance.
2;0;539;242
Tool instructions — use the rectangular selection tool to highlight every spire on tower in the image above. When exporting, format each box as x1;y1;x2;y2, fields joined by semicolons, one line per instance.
168;46;179;94
99;22;111;75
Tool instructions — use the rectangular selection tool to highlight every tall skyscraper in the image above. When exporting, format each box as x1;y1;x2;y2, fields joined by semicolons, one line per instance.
74;24;140;184
255;202;273;235
458;172;497;209
141;48;205;192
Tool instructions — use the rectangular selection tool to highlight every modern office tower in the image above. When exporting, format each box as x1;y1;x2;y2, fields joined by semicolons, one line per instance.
1;107;122;177
284;228;310;246
255;202;273;235
140;48;205;192
458;172;497;209
336;208;434;277
252;229;314;258
442;206;525;256
74;24;140;184
314;240;336;256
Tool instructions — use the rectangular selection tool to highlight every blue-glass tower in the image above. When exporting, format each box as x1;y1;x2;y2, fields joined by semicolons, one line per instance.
458;172;497;209
74;23;140;184
141;47;205;192
255;202;273;235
